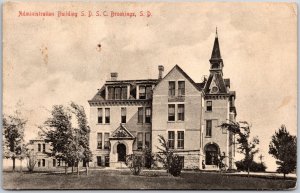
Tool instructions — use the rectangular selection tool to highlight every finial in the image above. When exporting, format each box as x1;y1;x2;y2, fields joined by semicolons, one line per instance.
216;26;218;38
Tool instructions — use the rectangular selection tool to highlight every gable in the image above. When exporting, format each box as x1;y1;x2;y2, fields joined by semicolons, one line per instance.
153;65;202;95
110;124;135;139
204;73;227;94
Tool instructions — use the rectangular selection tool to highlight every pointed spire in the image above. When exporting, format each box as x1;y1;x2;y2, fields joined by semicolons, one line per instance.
209;28;224;72
210;28;221;60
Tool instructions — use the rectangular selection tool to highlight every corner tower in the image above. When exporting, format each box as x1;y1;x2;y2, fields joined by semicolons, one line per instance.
202;29;236;170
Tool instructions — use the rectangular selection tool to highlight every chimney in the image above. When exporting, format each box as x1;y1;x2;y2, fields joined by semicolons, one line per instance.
158;65;164;80
111;72;118;81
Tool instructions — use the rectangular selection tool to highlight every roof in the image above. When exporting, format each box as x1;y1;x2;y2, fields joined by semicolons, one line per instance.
89;65;206;102
203;73;228;94
158;64;205;92
110;124;135;139
89;79;159;102
224;79;230;88
210;35;222;60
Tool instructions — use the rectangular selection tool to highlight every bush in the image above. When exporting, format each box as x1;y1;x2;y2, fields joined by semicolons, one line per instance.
126;154;143;175
169;155;183;177
235;160;267;172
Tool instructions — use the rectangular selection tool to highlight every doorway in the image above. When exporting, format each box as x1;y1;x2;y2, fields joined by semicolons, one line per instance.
205;144;219;165
117;144;126;162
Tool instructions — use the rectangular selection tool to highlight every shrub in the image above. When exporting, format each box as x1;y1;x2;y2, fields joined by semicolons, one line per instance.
126;154;143;175
235;160;266;172
169;155;183;177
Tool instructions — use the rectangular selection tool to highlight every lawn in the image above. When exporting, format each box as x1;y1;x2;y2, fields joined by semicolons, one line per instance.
2;169;296;190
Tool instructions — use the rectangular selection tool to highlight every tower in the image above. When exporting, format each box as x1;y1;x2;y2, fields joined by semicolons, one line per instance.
202;29;236;170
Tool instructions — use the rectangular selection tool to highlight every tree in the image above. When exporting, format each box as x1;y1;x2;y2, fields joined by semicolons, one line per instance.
43;105;73;174
156;135;183;176
26;149;37;172
69;102;92;176
219;121;259;177
269;125;296;179
42;102;92;175
2;111;27;172
156;135;173;173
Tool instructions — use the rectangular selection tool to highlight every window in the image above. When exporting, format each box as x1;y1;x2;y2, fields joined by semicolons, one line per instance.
178;81;185;96
97;156;102;166
137;133;143;150
206;120;212;137
105;108;110;124
115;87;121;99
139;86;146;99
168;131;175;149
145;107;151;123
121;107;126;123
42;159;45;167
206;101;212;112
42;144;46;153
97;133;102;149
105;156;110;167
177;131;184;149
138;107;143;123
108;86;127;100
145;133;151;148
178;104;184;121
169;81;175;97
38;159;41;167
121;87;127;99
53;159;56;167
104;133;110;150
97;108;103;124
108;87;114;99
38;144;41;152
168;104;175;121
146;86;152;99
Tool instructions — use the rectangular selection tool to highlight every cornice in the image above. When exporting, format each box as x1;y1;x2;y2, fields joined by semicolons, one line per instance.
88;100;152;106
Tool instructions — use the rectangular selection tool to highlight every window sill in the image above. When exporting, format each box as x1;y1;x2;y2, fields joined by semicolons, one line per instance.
96;149;110;151
97;123;110;125
167;121;185;123
205;136;212;138
205;111;212;113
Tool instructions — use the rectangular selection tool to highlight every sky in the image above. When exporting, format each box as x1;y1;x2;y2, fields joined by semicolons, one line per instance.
3;2;297;171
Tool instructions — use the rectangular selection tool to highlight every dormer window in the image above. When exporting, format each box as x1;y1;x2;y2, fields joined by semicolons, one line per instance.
139;85;152;99
107;86;127;100
139;86;146;99
115;87;121;99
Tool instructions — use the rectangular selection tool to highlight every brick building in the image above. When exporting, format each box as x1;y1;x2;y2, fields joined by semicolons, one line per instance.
88;32;237;170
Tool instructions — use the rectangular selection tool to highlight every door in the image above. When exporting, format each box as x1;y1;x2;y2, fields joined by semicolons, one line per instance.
205;144;219;165
117;144;126;162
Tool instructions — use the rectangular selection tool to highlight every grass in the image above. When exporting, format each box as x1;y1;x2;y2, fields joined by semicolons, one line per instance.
2;169;296;190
